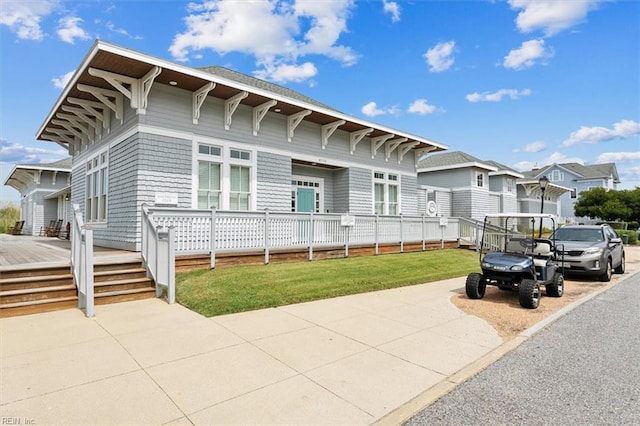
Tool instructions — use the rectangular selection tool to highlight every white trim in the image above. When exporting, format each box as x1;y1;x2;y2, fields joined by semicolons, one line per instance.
291;175;324;213
192;138;257;211
417;162;498;173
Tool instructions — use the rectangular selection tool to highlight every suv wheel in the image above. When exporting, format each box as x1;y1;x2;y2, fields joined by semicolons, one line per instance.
546;272;564;297
465;273;486;299
599;258;612;282
519;279;540;309
614;253;625;274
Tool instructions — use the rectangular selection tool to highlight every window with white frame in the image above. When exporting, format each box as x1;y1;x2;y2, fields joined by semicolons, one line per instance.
374;172;399;215
549;170;564;182
196;143;253;211
85;150;108;222
476;172;484;188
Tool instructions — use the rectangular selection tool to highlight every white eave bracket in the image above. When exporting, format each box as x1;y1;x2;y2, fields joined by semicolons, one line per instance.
397;142;419;163
371;134;394;159
225;91;248;130
253;100;277;136
193;82;215;124
385;138;407;162
414;147;437;168
68;97;112;134
77;84;124;124
287;110;311;142
61;106;100;139
51;119;86;143
88;66;162;114
350;128;373;154
321;120;345;150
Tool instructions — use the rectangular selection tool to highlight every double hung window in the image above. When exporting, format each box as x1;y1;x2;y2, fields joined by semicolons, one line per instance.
374;172;399;215
85;150;108;222
197;143;253;211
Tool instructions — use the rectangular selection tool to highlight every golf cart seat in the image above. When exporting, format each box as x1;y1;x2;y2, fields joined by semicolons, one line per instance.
532;239;553;268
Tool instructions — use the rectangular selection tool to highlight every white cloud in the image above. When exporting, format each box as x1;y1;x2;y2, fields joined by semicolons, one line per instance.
57;16;90;44
509;0;602;36
383;0;400;23
0;0;58;40
106;22;142;40
511;151;584;172
169;0;357;82
563;119;640;147
253;61;317;83
52;70;75;89
0;139;67;164
595;151;640;164
424;40;455;73
503;39;553;70
523;141;546;153
408;99;437;115
362;101;393;117
466;88;532;103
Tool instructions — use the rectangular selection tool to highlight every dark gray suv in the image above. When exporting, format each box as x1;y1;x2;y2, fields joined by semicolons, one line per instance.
551;224;625;282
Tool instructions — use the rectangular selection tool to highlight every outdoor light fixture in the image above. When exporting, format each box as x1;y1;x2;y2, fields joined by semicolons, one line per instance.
538;175;549;237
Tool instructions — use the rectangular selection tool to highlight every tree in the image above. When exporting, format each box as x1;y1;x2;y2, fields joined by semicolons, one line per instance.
574;187;640;223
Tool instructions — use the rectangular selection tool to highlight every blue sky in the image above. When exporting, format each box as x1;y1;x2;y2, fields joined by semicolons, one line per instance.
1;0;639;204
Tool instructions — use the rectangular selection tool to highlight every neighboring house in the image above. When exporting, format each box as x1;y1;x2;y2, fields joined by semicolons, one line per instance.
34;40;447;251
4;158;72;235
416;151;570;224
416;151;523;221
522;162;620;224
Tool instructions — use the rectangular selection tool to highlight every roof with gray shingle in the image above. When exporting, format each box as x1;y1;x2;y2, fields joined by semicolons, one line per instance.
417;151;490;169
522;162;620;182
198;66;338;112
16;157;72;170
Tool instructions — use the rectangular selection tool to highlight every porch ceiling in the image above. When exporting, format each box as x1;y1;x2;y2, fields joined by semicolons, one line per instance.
36;41;447;159
518;180;572;198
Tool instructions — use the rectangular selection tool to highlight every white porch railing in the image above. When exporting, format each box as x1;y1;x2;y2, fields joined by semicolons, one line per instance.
146;207;475;267
71;204;94;317
141;204;176;303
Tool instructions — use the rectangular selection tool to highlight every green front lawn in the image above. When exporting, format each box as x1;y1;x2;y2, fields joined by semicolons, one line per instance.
176;249;479;317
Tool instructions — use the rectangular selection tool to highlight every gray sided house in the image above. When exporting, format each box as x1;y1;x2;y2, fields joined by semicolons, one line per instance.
35;41;447;251
4;158;72;235
416;151;523;221
522;162;620;224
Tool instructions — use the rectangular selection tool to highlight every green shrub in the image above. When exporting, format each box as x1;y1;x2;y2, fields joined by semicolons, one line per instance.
0;202;20;234
616;229;638;245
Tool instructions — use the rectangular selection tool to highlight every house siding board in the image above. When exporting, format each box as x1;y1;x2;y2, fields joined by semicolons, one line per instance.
418;169;469;188
144;84;417;175
257;151;292;211
348;167;372;214
401;175;418;215
453;188;488;221
333;169;350;213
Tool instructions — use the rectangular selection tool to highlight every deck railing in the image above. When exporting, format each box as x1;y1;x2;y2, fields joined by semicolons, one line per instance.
146;207;476;267
141;204;176;303
71;204;94;317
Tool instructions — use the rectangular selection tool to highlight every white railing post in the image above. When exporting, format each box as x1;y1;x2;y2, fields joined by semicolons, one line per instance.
400;214;404;253
210;209;216;269
141;205;176;305
374;215;379;255
422;214;426;251
264;209;270;264
71;204;94;318
309;211;314;261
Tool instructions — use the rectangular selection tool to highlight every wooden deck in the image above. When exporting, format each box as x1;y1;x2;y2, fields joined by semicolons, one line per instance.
0;234;140;270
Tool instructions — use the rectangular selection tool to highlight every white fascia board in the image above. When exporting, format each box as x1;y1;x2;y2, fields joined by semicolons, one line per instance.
488;170;524;178
417;162;498;173
44;185;71;199
41;41;447;151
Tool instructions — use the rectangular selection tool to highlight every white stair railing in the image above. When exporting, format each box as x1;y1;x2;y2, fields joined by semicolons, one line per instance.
142;204;176;303
71;204;94;317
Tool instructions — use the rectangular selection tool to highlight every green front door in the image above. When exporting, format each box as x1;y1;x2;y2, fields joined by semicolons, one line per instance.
296;188;315;213
296;188;314;242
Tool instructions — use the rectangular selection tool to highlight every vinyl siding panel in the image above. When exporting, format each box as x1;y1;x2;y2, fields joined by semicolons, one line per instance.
401;175;418;215
257;151;292;211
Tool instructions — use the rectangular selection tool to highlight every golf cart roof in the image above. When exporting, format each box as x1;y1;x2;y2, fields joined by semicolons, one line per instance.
484;213;556;219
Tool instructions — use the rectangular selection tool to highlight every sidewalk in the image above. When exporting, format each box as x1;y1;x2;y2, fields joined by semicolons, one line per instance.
0;277;503;425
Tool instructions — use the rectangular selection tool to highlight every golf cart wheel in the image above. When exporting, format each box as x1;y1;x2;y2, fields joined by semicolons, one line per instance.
546;272;564;297
519;279;540;309
599;258;612;282
614;253;625;274
465;273;486;299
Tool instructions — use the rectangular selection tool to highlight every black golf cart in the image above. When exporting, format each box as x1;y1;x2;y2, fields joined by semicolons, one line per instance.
465;213;565;309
